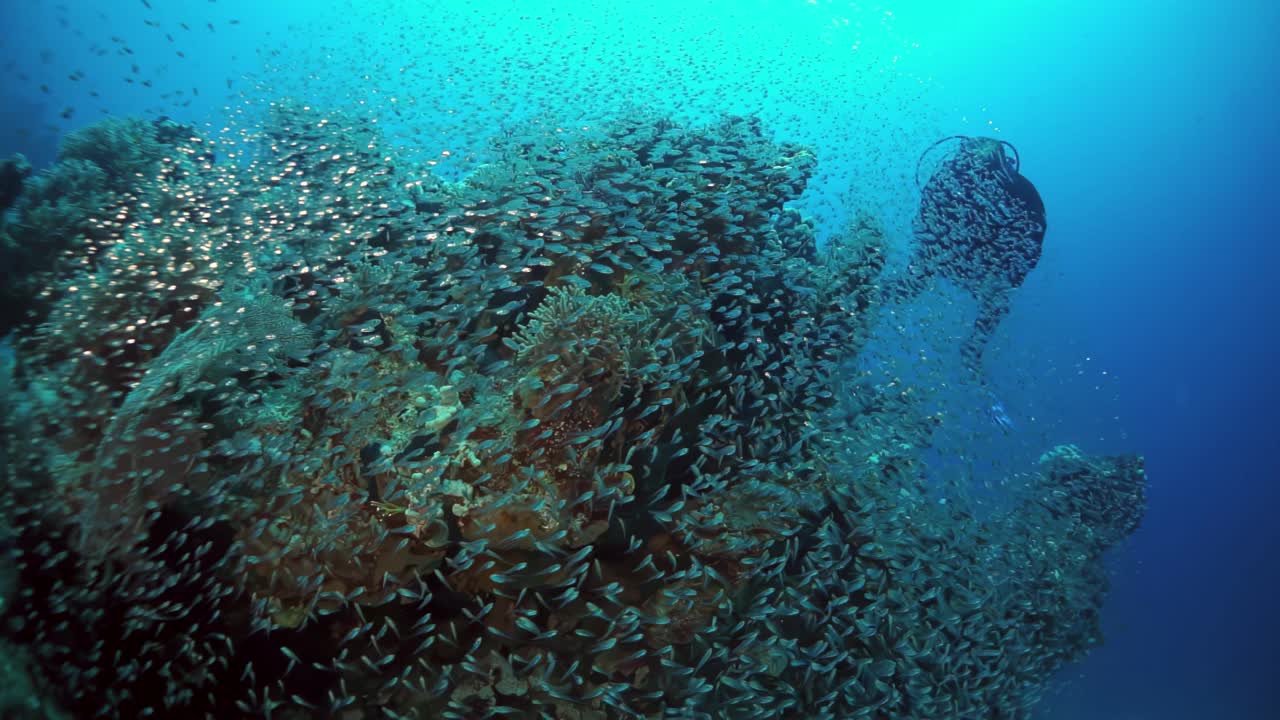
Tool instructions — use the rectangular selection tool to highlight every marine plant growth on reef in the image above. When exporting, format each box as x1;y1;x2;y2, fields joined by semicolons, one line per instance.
0;106;1145;719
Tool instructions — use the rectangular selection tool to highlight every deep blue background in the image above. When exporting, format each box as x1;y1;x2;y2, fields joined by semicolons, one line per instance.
929;4;1280;717
2;1;1277;717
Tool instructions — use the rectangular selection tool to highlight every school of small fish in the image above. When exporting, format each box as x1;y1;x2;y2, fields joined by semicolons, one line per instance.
0;2;1147;718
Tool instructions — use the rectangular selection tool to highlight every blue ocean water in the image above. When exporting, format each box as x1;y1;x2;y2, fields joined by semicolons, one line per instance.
1;1;1276;717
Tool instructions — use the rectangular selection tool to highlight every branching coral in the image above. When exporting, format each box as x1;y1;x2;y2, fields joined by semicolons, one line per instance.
0;117;223;337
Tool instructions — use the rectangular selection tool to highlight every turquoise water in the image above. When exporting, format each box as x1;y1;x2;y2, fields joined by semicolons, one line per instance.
1;1;1275;718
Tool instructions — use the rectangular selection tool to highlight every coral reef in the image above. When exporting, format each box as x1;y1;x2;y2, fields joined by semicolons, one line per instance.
0;117;210;336
0;108;1145;719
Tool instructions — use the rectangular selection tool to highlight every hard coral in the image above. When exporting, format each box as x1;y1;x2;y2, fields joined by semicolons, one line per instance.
0;116;217;337
0;106;1146;720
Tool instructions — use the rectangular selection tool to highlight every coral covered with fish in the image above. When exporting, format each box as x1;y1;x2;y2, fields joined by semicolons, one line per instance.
0;107;1144;719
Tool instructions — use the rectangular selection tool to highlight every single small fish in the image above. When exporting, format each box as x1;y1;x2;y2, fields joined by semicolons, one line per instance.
986;392;1015;432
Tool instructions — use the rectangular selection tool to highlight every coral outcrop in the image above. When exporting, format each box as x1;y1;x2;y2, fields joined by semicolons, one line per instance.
0;108;1144;719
